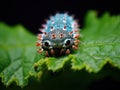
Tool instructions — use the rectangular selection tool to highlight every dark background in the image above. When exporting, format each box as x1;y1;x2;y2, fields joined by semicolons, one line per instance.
0;0;120;90
0;0;120;34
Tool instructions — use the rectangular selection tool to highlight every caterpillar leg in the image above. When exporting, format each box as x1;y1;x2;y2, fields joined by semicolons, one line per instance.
37;49;43;53
60;49;64;55
50;49;55;55
65;49;70;55
45;51;49;57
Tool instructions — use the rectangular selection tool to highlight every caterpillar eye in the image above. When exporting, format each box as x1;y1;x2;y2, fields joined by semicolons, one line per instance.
64;39;71;46
45;42;49;47
43;40;51;47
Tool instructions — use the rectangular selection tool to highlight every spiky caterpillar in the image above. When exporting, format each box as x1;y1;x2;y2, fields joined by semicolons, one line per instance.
36;13;80;56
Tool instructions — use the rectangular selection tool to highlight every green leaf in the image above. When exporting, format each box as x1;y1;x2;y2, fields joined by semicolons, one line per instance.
72;11;120;72
0;23;44;87
0;11;120;87
35;11;120;73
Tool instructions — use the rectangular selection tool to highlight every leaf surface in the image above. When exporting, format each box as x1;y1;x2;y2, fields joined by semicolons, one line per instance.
0;23;44;87
72;11;120;72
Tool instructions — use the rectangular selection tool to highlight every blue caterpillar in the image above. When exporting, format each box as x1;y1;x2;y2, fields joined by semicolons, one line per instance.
36;13;80;56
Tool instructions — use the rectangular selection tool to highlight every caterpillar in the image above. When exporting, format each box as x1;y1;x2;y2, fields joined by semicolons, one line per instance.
36;13;80;56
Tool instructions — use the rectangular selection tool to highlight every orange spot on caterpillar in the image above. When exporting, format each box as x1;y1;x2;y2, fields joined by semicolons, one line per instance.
60;33;64;38
73;29;78;32
52;34;56;39
74;34;80;38
72;45;78;50
36;42;41;46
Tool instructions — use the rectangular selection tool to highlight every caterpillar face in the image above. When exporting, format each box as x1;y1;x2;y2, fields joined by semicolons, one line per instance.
42;30;74;50
36;13;80;56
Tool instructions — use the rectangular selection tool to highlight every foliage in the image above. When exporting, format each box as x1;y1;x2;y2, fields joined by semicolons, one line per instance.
0;11;120;87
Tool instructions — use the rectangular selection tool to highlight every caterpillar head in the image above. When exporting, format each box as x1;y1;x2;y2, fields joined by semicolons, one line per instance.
36;13;80;56
42;29;74;51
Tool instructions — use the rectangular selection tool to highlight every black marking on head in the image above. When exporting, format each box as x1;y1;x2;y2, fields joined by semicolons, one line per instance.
42;30;74;51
